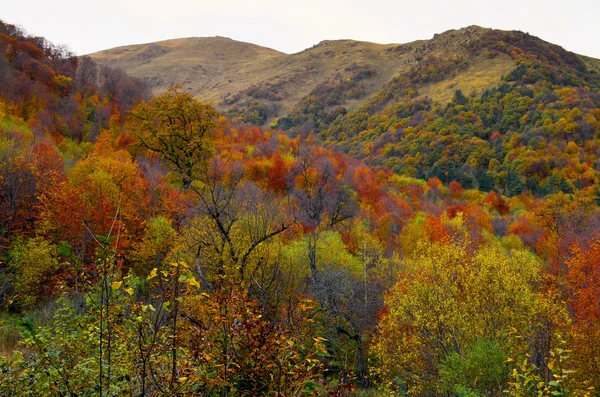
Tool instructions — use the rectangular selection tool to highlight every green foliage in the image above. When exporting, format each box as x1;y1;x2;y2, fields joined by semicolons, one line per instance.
0;313;21;357
56;138;94;168
272;64;374;132
130;215;178;274
506;168;525;197
283;231;362;276
226;100;279;125
0;271;328;395
438;337;509;395
1;298;116;395
266;32;600;195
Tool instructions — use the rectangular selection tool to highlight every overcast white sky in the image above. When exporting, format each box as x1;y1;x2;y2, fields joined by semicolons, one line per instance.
3;0;599;58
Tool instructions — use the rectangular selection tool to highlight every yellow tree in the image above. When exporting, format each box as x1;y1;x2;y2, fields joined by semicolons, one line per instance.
373;241;567;394
127;86;219;189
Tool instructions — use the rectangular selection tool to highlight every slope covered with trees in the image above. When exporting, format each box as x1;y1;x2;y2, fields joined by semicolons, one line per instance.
273;30;600;198
1;20;600;396
92;27;600;196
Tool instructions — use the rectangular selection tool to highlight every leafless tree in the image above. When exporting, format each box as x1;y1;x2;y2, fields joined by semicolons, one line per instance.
74;56;97;99
292;145;357;276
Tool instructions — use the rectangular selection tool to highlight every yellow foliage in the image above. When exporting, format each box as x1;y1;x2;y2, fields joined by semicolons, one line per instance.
53;74;72;87
9;238;59;307
373;241;567;392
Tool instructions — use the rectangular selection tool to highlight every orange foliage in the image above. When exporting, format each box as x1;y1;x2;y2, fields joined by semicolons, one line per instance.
427;177;443;190
423;213;450;244
565;239;600;323
353;166;386;209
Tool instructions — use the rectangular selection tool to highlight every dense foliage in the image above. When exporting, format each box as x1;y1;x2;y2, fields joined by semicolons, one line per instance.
0;20;599;396
273;30;600;197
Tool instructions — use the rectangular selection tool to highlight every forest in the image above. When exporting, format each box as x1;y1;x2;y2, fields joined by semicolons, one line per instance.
273;29;600;199
0;19;599;396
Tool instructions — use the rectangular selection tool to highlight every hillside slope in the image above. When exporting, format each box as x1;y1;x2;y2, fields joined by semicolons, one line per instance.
89;26;517;123
90;27;600;196
90;36;283;102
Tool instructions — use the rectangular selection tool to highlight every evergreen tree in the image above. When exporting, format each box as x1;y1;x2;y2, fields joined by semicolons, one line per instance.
505;168;524;196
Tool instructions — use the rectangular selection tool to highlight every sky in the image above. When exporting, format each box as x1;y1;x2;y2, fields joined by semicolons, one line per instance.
3;0;600;59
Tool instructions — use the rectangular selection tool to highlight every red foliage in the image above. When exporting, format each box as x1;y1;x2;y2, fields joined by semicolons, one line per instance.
266;152;290;193
484;191;510;215
446;204;466;219
448;181;463;199
16;41;44;60
489;130;503;141
352;166;386;209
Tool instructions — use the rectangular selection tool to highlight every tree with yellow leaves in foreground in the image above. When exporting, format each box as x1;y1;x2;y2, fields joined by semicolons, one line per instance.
373;241;568;395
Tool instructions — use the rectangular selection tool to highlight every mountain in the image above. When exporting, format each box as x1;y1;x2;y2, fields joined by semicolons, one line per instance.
89;27;600;125
89;36;283;103
88;27;519;123
90;27;600;196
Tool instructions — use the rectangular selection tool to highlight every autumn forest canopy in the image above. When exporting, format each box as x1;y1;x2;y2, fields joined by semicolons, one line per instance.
0;18;599;396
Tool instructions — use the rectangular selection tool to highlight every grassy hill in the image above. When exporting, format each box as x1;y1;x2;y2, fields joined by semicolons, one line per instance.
90;36;283;102
89;26;518;123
